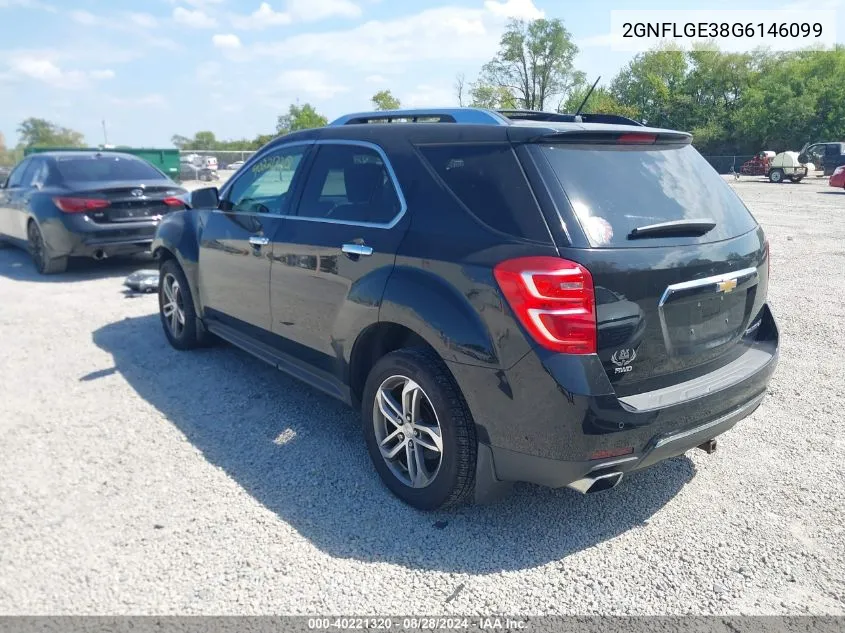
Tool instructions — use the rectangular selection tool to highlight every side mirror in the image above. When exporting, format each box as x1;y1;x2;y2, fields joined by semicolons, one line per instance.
187;186;220;210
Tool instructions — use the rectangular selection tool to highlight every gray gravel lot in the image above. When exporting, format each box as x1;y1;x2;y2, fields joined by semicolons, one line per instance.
0;176;843;615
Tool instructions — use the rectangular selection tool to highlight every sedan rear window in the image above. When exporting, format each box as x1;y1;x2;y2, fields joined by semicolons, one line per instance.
537;144;757;247
55;155;166;182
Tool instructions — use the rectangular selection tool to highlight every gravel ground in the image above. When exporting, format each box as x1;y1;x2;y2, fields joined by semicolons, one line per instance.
0;176;843;615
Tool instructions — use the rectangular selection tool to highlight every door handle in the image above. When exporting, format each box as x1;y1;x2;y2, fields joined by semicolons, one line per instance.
342;243;373;257
249;236;270;246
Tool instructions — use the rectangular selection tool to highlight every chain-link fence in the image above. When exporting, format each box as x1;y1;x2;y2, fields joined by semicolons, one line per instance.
179;150;257;169
701;155;756;175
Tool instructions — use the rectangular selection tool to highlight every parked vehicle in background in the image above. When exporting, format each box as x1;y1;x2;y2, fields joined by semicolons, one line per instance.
179;162;219;182
0;151;186;273
829;165;845;188
767;151;810;183
799;142;845;176
152;108;778;510
226;160;245;171
0;166;11;187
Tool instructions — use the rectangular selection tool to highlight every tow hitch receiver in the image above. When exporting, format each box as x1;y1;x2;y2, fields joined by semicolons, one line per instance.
697;439;717;454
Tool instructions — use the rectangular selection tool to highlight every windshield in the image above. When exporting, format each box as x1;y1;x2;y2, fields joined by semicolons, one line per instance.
55;155;167;183
537;143;757;247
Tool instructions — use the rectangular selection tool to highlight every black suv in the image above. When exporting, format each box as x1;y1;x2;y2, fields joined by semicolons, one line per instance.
152;108;779;510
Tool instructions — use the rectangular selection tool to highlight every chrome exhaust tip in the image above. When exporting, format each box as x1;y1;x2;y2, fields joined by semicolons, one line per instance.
567;471;624;495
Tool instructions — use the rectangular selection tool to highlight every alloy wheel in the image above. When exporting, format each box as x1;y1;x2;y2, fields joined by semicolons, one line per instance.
373;375;444;488
161;273;186;338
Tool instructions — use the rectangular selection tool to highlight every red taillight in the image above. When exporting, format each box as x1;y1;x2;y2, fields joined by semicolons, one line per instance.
53;197;110;213
493;256;597;354
617;133;657;144
590;446;634;461
162;197;185;208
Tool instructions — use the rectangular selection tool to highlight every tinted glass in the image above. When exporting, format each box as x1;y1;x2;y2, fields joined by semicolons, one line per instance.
227;145;306;215
538;144;757;247
418;144;550;242
55;155;166;182
23;159;48;188
6;159;31;188
297;144;401;224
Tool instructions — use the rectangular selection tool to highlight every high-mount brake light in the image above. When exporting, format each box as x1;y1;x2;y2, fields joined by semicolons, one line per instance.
617;133;657;144
53;197;110;213
493;256;597;354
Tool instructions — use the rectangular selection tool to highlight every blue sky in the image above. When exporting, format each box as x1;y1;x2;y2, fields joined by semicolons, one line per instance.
0;0;842;147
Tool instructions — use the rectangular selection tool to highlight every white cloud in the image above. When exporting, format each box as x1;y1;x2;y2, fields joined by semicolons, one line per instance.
168;0;223;6
108;94;167;107
173;7;218;28
70;9;98;25
0;0;55;9
248;6;501;68
128;13;158;28
404;83;456;108
287;0;361;21
365;74;386;84
483;0;543;20
231;2;292;30
275;69;349;98
212;34;242;49
7;56;115;89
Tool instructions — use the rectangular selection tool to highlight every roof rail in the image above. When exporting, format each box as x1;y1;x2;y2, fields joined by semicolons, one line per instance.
497;109;643;127
329;108;510;126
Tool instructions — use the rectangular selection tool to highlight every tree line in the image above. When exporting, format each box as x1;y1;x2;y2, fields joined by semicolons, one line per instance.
7;18;845;161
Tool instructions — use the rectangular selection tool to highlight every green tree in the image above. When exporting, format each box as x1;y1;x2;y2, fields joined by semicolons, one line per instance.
477;18;580;110
276;103;328;135
171;134;191;149
469;81;519;109
371;90;401;111
191;131;217;150
610;44;688;129
17;117;85;148
558;84;640;120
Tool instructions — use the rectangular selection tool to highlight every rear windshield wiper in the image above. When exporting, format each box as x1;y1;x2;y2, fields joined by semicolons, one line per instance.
628;219;717;239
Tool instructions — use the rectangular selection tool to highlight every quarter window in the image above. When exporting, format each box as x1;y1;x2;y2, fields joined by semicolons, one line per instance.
225;145;307;215
5;159;32;189
296;144;402;225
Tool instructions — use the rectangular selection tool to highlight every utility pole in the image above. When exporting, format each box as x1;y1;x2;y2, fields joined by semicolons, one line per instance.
102;120;108;146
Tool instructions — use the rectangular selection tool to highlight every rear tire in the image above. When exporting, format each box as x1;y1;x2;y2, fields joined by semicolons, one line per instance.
362;347;477;511
790;176;803;183
769;168;784;183
159;259;202;350
27;221;67;274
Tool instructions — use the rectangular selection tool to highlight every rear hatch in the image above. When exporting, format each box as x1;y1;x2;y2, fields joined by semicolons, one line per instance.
523;130;769;396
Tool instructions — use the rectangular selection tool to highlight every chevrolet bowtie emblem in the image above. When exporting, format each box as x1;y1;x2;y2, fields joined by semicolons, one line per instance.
717;278;738;293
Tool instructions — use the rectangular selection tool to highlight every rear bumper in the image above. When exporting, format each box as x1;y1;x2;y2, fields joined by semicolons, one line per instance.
42;214;160;258
450;304;779;491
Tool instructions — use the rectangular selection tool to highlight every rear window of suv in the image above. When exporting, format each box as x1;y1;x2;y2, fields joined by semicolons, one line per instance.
55;155;167;182
536;144;757;247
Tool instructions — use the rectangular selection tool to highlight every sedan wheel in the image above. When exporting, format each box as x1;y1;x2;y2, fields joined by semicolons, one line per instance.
27;222;67;274
373;375;444;489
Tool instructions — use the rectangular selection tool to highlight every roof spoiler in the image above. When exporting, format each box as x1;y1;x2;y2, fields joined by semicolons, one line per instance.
497;110;644;127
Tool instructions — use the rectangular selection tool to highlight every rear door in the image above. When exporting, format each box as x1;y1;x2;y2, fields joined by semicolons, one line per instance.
198;142;311;334
0;158;33;240
527;136;769;396
269;141;408;375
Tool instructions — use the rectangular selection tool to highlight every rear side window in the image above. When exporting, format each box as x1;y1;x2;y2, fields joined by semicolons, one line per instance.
55;155;166;182
418;144;550;242
537;144;758;247
6;159;32;188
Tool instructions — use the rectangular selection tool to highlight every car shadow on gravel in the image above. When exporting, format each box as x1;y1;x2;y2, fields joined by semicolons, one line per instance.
0;247;151;283
93;314;696;574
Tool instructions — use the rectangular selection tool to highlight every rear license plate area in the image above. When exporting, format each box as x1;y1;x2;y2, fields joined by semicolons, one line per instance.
663;293;748;350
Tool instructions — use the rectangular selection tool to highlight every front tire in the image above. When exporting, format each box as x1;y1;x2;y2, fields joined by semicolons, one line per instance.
159;259;202;350
362;348;477;511
27;221;67;274
769;168;784;183
790;175;803;183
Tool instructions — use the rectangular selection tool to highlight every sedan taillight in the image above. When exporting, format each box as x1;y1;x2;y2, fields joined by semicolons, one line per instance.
493;256;597;354
53;197;110;213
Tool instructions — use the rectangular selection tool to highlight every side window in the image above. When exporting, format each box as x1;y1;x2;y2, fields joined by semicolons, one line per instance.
417;144;550;242
224;145;307;215
5;159;31;189
296;144;402;225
